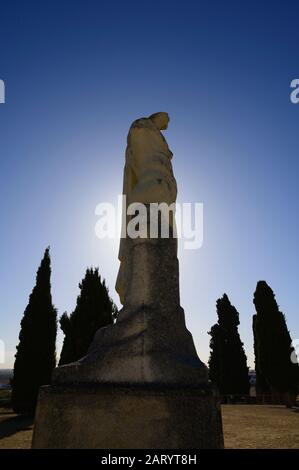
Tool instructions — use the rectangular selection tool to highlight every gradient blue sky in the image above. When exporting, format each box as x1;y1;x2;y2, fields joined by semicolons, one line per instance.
0;1;298;369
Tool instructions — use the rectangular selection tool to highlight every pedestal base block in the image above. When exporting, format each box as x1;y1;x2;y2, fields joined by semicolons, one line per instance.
32;384;223;449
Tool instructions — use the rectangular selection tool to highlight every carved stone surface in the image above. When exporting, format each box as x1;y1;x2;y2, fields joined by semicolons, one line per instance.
32;384;223;449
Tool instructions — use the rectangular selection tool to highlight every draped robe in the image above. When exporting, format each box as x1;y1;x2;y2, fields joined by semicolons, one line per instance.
116;117;177;304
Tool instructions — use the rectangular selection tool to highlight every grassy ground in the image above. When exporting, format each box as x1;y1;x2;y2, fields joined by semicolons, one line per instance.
0;403;298;449
222;404;299;448
0;408;33;449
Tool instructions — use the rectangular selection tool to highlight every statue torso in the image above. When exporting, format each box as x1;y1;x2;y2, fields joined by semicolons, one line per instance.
124;118;177;205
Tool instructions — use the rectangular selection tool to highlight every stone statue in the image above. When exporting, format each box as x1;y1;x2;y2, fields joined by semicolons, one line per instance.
51;111;208;385
116;112;177;304
32;113;223;449
49;113;208;385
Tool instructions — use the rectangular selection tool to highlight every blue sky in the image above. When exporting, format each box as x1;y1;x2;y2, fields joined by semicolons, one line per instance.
0;0;298;369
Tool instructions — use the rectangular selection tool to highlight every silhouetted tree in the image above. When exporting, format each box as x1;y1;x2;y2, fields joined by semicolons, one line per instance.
252;313;270;400
208;294;249;397
59;268;117;365
253;281;299;406
12;247;57;415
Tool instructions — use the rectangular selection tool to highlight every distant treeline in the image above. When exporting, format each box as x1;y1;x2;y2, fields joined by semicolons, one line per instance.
209;285;299;407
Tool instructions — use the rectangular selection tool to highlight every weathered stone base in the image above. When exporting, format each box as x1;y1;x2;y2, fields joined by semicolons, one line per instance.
53;305;208;386
32;384;223;449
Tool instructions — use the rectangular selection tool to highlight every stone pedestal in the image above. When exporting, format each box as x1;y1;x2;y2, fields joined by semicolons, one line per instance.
32;384;223;449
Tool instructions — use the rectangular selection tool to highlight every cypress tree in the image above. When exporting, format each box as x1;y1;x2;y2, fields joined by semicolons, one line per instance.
253;281;299;406
12;247;57;415
252;314;270;401
208;294;249;396
59;268;116;365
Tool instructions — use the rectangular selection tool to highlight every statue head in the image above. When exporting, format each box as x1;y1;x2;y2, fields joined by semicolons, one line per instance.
149;112;170;130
